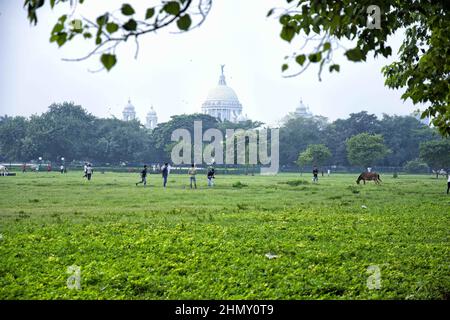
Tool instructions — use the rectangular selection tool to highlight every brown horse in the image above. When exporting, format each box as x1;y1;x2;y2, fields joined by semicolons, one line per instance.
356;172;382;184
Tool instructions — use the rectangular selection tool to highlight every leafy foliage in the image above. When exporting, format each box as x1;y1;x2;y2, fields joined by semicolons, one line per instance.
419;139;450;171
24;0;211;71
346;133;390;167
0;102;151;163
275;0;450;136
403;159;429;174
0;105;440;168
297;144;331;167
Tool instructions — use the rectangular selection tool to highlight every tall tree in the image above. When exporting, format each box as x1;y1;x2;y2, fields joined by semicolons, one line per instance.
297;144;331;168
25;102;96;161
324;111;380;166
419;140;450;178
91;118;151;163
151;113;219;162
279;116;327;166
0;116;29;161
346;133;390;168
378;114;436;166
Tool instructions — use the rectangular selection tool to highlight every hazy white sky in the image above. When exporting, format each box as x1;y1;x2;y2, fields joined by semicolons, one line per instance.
0;0;422;125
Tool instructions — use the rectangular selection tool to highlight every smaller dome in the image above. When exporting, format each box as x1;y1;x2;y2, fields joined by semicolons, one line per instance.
295;99;313;118
147;106;157;116
124;99;135;111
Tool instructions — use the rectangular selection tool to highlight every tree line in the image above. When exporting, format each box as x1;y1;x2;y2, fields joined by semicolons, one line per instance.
0;102;448;172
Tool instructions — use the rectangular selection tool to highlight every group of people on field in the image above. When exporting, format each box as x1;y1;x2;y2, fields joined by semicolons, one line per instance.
77;162;450;194
136;163;215;189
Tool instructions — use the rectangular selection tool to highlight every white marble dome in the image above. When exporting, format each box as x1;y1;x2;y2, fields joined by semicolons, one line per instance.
146;106;158;130
295;99;313;118
206;84;240;102
147;106;157;115
123;99;136;121
202;66;243;123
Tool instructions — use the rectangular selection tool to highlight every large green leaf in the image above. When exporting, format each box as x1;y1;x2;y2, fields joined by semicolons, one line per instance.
121;4;135;16
145;8;155;20
177;15;192;31
280;26;296;42
345;48;365;62
96;14;108;26
123;19;137;31
295;54;306;66
308;52;322;63
101;54;117;71
163;2;181;15
106;22;119;34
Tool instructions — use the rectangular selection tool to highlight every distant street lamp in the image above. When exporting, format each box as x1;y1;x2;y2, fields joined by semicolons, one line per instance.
38;157;42;172
61;157;66;173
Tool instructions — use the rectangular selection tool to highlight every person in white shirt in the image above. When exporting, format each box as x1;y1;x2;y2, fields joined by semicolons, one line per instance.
86;164;93;181
83;162;88;178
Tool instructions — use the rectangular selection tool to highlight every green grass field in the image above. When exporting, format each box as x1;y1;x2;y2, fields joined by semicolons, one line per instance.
0;171;449;299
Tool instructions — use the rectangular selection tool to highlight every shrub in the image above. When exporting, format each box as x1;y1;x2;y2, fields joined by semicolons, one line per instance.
281;180;310;186
232;181;248;188
347;186;360;194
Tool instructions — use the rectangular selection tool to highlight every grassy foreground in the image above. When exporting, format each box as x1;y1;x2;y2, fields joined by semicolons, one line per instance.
0;171;449;299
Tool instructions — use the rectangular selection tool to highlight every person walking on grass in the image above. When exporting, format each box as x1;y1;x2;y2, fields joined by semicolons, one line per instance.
83;162;88;178
136;165;148;187
162;163;169;188
86;163;93;181
447;174;450;194
188;163;197;189
207;166;215;187
312;166;319;183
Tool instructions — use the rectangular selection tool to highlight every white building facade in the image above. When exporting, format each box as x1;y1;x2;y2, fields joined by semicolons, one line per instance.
146;106;158;130
201;65;247;123
122;99;137;121
295;99;313;118
122;99;158;129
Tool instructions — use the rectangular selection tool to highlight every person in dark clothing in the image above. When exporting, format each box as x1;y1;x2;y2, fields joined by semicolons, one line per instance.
136;165;148;187
312;166;319;183
207;167;215;187
447;174;450;194
162;163;169;188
